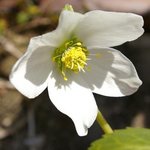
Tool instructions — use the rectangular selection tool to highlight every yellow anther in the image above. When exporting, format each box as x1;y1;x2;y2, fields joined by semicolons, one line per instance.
76;42;82;46
61;70;68;81
61;47;87;72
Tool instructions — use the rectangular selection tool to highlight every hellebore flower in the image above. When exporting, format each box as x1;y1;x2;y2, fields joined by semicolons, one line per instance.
10;7;144;136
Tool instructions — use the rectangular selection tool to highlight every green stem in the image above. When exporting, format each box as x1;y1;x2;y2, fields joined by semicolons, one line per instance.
96;110;113;134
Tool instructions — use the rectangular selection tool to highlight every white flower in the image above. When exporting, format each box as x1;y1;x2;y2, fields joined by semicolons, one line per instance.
10;9;144;136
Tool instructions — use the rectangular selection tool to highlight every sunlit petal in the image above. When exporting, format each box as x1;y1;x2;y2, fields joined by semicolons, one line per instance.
48;71;98;136
75;10;144;47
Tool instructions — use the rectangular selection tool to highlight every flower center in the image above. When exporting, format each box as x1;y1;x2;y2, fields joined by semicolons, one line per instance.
61;46;87;71
52;37;89;80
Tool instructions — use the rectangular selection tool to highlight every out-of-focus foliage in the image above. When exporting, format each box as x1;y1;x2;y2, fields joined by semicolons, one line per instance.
0;18;7;33
16;5;41;24
88;128;150;150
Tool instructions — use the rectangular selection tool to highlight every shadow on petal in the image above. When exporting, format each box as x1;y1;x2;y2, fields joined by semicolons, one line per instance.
77;47;141;97
25;46;54;85
78;48;114;91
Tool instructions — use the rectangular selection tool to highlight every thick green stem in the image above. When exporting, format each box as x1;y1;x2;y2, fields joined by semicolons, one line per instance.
96;110;113;134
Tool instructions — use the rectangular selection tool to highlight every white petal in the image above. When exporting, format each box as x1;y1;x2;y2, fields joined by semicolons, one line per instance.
10;11;84;98
42;10;84;45
10;46;53;98
75;10;144;47
26;10;84;52
81;47;142;97
48;71;98;136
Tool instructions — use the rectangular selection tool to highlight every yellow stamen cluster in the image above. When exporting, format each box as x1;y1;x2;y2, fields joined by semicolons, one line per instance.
61;46;87;72
52;38;89;80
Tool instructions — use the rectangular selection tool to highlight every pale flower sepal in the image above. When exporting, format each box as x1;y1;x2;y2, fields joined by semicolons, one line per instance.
9;8;144;136
48;71;98;136
81;47;142;97
75;10;144;48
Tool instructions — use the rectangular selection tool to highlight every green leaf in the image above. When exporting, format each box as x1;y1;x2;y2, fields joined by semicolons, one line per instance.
88;128;150;150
